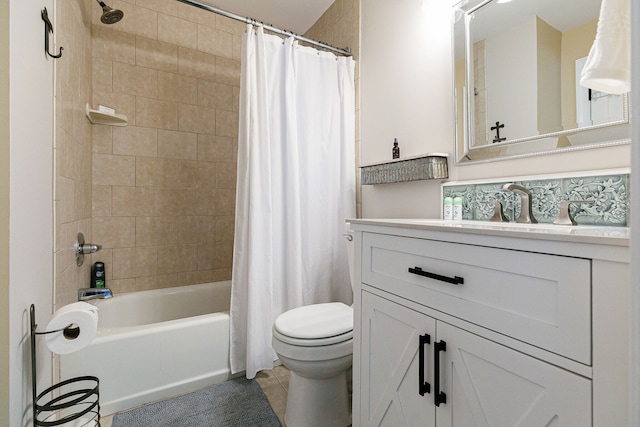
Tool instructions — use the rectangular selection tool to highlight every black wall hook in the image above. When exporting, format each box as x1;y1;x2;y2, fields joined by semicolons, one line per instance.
41;7;63;59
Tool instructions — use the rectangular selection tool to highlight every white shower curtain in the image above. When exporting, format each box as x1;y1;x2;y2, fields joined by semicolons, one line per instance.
230;25;356;378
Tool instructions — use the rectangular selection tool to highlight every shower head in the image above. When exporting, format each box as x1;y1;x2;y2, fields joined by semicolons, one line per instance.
96;0;124;24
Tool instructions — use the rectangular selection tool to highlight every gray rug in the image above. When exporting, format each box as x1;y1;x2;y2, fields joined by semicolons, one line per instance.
112;377;282;427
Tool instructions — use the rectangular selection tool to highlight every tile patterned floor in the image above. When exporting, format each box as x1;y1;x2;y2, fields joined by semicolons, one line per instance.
101;414;113;426
98;367;290;427
255;365;290;426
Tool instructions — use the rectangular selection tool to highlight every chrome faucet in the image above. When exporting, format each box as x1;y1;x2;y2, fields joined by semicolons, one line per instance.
78;287;113;301
482;201;508;222
501;183;537;223
553;200;595;225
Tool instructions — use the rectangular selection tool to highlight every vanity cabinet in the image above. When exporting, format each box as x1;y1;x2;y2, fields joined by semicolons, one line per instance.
361;291;590;426
351;220;630;427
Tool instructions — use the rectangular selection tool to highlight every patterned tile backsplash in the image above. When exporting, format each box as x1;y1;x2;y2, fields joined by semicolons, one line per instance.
443;173;630;226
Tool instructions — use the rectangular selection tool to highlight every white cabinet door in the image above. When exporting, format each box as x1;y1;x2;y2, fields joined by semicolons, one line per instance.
436;322;592;427
360;291;592;427
361;291;436;427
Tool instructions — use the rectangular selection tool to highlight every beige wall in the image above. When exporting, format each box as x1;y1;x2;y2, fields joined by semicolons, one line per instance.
305;0;361;216
454;58;465;154
473;40;487;145
536;17;562;135
54;0;95;307
561;19;597;130
88;1;240;295
0;0;9;422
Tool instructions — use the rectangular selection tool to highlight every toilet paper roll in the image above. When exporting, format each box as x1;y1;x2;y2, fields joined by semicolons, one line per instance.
45;302;99;355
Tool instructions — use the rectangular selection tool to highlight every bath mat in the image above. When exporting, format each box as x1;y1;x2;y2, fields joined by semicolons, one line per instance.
111;377;282;427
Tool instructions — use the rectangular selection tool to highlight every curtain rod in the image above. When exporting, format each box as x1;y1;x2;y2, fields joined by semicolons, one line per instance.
176;0;352;57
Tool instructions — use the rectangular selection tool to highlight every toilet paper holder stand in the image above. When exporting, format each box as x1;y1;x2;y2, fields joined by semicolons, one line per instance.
29;304;100;426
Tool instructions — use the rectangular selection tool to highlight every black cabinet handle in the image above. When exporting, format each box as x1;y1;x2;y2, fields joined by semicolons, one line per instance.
408;267;464;285
434;340;447;407
419;334;431;396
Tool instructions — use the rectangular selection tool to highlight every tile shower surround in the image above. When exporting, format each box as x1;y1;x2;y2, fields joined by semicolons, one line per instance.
443;173;630;226
55;0;94;308
89;1;242;298
53;0;360;305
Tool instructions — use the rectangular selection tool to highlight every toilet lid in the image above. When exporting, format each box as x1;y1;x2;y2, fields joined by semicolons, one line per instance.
274;302;353;339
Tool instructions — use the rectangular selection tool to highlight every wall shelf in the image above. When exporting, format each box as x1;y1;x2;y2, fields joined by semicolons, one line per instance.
360;153;449;185
85;103;127;126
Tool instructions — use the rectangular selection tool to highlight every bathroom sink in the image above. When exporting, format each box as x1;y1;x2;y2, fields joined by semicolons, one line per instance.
396;219;577;229
373;219;628;237
455;220;598;231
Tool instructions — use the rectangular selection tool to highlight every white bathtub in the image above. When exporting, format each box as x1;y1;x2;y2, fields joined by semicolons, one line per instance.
59;281;233;415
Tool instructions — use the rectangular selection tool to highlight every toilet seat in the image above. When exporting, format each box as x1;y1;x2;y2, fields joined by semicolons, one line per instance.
273;328;353;347
274;302;353;347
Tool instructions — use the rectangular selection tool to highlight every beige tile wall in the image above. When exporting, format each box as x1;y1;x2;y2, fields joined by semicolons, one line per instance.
55;0;94;308
305;0;361;218
53;0;359;301
90;0;242;294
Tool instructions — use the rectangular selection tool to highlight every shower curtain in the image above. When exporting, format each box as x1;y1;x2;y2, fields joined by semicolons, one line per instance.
230;25;356;378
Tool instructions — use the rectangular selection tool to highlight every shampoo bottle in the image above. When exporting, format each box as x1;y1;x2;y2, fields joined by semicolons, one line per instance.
91;262;105;288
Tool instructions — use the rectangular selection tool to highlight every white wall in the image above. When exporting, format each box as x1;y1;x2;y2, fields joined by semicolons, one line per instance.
9;0;54;425
360;0;454;218
0;0;9;423
360;0;631;219
629;0;639;422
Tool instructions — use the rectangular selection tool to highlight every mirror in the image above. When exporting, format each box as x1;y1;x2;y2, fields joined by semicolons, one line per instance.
453;0;630;163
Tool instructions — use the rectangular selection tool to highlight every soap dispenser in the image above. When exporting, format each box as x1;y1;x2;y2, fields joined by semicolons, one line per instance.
392;138;400;159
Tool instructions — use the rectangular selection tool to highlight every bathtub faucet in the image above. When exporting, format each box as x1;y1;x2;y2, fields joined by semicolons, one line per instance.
78;288;113;301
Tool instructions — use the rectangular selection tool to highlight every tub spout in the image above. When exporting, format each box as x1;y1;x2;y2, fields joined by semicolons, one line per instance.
78;287;113;301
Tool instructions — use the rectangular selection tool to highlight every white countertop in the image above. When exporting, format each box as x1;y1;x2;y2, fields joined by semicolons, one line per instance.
349;218;630;247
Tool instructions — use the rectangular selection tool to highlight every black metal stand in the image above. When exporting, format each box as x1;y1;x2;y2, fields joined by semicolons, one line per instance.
30;304;100;426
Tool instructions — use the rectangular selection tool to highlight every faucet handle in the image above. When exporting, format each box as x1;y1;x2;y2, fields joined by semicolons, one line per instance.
482;201;508;222
553;200;595;225
75;232;102;266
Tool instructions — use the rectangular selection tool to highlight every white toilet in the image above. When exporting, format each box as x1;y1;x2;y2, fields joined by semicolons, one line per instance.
271;230;355;427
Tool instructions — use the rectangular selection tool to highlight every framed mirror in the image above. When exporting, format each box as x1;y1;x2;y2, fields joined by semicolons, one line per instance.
453;0;630;163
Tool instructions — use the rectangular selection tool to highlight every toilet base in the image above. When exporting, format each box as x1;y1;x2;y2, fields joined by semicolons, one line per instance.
284;370;351;427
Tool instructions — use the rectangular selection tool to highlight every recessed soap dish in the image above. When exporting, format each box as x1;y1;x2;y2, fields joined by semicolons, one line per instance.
85;103;128;126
